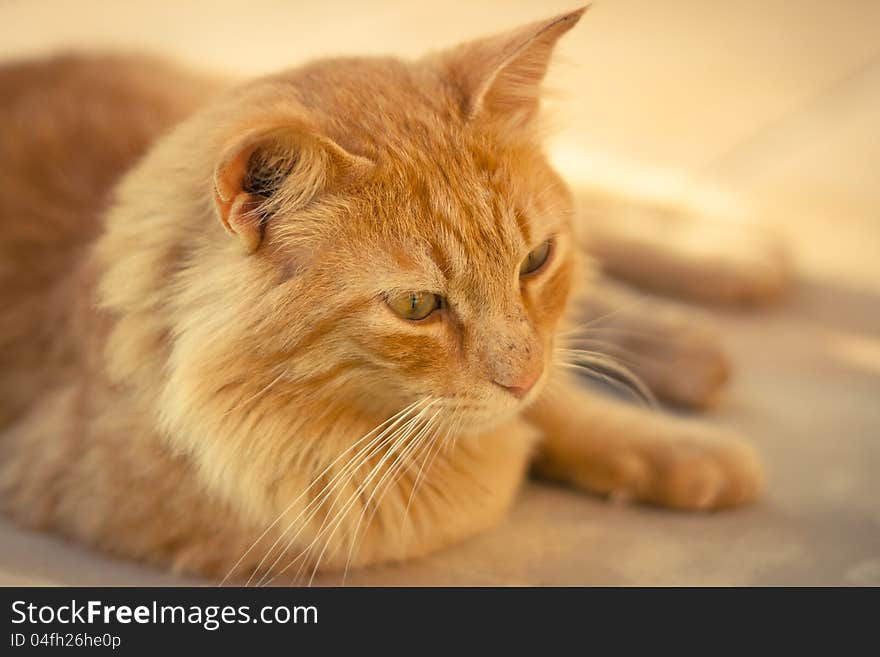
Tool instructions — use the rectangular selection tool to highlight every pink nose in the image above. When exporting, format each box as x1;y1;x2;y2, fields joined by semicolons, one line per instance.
495;365;543;399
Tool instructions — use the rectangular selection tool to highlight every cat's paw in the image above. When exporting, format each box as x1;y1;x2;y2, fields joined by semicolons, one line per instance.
605;428;763;510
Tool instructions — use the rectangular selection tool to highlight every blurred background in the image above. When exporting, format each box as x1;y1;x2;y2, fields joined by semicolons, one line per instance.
0;0;878;585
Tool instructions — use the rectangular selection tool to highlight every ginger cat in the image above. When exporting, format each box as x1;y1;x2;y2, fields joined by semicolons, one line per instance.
0;8;765;583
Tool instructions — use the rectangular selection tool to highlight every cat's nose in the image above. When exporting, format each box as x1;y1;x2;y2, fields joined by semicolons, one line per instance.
495;364;544;399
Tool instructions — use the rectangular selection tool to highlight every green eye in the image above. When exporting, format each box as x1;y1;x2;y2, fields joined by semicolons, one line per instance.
519;239;552;277
387;291;441;321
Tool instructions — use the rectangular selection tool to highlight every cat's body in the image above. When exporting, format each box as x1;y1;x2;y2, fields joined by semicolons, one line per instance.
0;10;768;582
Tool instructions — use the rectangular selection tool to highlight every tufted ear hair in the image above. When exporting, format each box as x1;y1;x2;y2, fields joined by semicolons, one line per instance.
442;6;587;125
213;123;373;252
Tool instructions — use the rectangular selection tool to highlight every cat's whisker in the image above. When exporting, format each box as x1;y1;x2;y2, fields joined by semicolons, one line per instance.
398;402;460;541
232;397;429;586
346;406;446;561
280;404;438;587
253;403;430;587
241;399;427;585
309;406;446;584
339;407;445;585
556;341;644;372
557;348;657;408
376;404;454;521
304;407;438;580
405;404;460;514
562;336;698;373
555;294;655;338
398;431;444;538
262;400;439;586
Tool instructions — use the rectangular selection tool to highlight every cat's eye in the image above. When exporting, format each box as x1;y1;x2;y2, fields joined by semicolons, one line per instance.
386;291;442;321
519;239;552;277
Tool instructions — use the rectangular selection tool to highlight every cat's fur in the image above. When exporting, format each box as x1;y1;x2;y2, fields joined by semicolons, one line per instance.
0;9;765;582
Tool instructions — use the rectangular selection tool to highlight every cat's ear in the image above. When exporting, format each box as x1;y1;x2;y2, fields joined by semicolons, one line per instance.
213;125;372;253
445;6;587;124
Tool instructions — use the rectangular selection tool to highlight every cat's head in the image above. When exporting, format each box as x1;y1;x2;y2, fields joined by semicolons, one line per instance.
101;9;586;481
204;9;583;426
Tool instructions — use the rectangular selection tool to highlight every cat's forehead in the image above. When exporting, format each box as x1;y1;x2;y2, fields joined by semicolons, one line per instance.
352;157;563;300
274;57;570;284
278;57;561;224
370;147;536;268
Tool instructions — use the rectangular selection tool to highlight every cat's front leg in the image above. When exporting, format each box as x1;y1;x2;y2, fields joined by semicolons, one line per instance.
525;374;763;509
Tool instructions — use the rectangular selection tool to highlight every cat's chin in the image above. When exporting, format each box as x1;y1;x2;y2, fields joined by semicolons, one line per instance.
447;402;527;436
